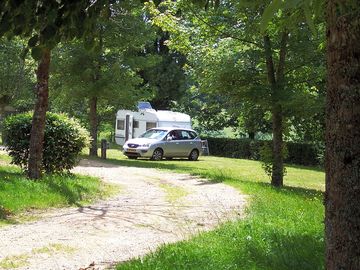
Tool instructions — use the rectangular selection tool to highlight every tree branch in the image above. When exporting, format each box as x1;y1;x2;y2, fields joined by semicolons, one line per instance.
263;34;276;90
276;30;289;83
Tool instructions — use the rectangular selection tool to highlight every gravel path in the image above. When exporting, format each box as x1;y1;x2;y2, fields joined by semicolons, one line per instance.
0;159;247;270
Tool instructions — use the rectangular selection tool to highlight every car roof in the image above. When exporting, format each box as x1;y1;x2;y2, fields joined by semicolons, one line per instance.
150;127;197;132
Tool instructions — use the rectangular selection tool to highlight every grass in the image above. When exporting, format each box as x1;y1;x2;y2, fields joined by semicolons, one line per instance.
97;148;326;270
0;254;30;269
158;182;189;204
0;158;119;225
0;243;77;269
97;148;325;191
32;243;77;255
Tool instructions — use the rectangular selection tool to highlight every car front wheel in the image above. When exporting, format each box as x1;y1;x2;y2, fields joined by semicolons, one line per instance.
151;148;163;161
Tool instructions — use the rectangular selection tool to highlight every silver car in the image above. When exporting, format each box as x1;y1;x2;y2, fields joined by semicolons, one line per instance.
123;127;202;161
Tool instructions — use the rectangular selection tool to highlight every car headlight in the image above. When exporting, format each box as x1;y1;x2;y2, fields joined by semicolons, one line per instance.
141;143;151;147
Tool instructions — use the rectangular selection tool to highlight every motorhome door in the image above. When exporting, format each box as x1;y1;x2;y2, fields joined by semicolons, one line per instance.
125;114;133;142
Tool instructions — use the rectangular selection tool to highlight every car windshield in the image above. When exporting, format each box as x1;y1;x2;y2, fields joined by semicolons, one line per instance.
139;129;167;140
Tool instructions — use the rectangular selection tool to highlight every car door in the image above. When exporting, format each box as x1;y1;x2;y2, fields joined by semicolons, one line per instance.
162;131;181;157
177;130;194;156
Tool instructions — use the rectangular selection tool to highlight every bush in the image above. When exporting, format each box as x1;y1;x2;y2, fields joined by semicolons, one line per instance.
3;112;90;173
204;137;322;166
259;141;288;178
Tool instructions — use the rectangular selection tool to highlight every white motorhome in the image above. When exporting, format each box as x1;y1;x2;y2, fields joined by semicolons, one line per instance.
115;102;192;145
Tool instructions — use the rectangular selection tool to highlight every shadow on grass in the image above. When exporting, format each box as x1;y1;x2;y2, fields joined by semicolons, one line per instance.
0;167;94;223
285;163;324;173
118;221;324;270
234;230;324;270
227;179;323;201
0;168;23;179
84;155;324;196
83;155;208;175
44;175;89;206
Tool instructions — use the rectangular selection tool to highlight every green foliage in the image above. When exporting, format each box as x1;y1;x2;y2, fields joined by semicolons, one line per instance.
259;141;288;178
0;38;35;113
3;112;90;174
0;0;111;59
50;0;157;132
147;0;326;147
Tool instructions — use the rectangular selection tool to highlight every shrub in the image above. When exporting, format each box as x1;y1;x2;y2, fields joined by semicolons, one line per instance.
259;141;288;178
3;112;90;174
204;137;322;166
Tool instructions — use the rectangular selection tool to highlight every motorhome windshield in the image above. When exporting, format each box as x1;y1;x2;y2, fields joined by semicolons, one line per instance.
139;129;167;140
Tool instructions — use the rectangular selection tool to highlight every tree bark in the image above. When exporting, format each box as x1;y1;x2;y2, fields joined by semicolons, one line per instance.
89;96;98;157
271;104;283;187
27;49;51;179
325;1;360;269
263;33;288;187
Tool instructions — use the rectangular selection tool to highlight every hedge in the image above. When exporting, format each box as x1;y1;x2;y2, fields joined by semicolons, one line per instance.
203;137;323;166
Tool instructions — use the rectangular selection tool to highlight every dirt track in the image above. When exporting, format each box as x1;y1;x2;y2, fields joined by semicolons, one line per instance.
0;159;247;270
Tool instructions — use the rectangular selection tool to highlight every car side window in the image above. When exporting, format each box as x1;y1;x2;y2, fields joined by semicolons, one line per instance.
169;130;181;140
180;130;192;140
189;131;197;139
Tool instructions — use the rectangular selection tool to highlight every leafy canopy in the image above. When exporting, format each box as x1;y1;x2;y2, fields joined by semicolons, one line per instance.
0;0;110;59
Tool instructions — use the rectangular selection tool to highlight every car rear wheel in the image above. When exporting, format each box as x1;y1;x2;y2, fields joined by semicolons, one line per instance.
188;149;199;161
151;148;163;161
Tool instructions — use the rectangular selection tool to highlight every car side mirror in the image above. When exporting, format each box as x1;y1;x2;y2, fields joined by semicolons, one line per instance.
167;136;173;141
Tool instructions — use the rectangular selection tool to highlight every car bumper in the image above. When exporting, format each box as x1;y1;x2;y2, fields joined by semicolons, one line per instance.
123;147;153;158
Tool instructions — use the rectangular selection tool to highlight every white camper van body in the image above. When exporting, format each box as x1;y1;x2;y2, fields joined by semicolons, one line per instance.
115;107;192;146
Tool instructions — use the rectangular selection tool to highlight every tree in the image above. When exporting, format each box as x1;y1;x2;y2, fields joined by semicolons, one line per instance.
142;30;187;110
259;0;360;265
50;1;156;156
0;38;35;115
0;0;110;178
325;1;360;268
147;1;325;186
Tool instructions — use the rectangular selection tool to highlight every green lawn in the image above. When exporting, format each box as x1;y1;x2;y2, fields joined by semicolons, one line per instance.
100;148;325;191
0;156;119;225
99;149;325;270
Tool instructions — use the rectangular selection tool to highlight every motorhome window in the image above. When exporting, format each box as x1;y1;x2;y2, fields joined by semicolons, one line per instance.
146;122;156;130
133;121;139;128
117;120;125;130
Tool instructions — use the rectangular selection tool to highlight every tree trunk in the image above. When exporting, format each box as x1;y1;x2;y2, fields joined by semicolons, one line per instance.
263;33;288;187
248;132;255;140
89;96;98;157
27;49;51;179
325;1;360;269
271;104;283;187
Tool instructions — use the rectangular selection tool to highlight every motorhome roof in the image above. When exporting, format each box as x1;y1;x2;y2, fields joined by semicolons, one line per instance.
154;110;190;122
116;109;190;123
